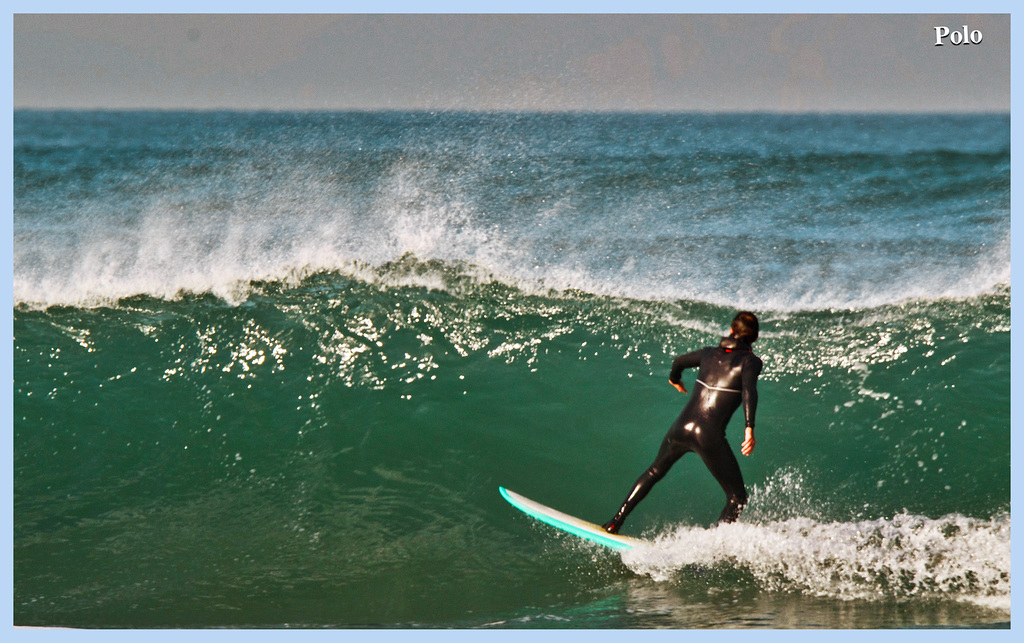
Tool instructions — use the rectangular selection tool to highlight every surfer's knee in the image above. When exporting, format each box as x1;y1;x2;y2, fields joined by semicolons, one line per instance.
644;464;668;484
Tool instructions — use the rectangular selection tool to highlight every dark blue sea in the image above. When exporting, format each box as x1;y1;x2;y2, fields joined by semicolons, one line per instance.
13;111;1010;628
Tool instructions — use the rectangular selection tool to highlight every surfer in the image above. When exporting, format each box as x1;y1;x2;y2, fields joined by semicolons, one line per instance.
602;311;763;533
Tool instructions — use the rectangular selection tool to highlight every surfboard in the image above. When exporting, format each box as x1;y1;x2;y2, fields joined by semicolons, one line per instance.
499;486;645;551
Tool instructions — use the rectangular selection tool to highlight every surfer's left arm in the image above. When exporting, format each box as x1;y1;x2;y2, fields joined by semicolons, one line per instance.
669;349;705;393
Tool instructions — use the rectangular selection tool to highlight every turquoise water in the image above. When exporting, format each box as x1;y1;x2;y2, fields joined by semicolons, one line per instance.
13;111;1010;628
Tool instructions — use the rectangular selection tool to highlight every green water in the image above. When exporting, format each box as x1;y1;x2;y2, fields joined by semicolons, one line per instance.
14;268;1010;627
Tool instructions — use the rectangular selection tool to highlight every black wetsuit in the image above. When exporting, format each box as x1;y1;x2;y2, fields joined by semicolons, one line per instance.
603;335;763;532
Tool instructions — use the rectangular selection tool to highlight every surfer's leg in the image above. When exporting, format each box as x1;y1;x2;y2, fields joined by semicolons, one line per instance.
696;437;747;525
602;435;687;534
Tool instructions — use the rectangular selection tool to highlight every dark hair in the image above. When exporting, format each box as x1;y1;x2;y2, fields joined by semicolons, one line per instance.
731;311;759;343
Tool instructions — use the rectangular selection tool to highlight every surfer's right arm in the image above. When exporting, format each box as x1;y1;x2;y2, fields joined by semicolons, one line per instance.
739;354;763;456
741;426;755;456
740;354;763;431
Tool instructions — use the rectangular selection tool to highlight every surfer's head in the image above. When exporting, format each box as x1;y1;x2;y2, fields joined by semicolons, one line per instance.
730;311;759;344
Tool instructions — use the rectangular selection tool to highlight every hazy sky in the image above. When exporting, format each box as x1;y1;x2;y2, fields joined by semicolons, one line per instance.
12;13;1012;112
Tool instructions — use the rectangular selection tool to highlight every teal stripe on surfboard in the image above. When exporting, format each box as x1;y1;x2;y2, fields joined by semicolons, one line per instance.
499;487;645;551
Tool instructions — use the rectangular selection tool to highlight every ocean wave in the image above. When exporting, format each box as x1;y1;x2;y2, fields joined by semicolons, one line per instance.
12;242;1011;314
15;248;1010;624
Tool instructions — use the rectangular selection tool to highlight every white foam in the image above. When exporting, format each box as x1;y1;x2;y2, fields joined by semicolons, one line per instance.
621;511;1010;611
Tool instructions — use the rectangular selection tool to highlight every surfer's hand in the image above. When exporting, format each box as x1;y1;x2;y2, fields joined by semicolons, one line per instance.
741;427;755;456
670;380;687;393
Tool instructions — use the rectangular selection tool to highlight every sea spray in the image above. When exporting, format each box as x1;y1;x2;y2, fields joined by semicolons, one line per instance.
15;111;1009;312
